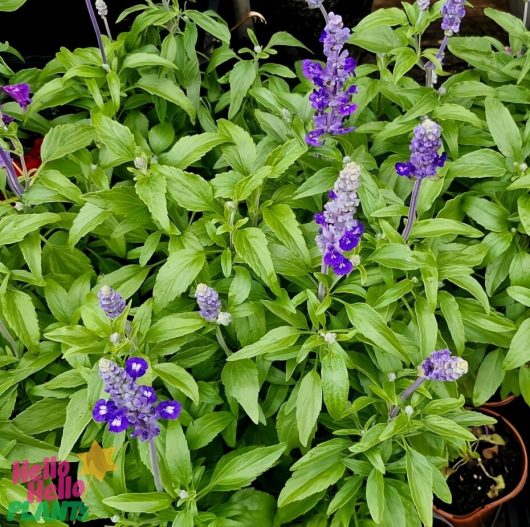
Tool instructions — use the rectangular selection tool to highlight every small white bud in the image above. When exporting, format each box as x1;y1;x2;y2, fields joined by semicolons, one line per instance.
320;331;337;344
404;405;414;416
111;515;120;523
95;0;108;16
281;108;291;120
178;490;189;499
411;276;419;284
511;227;517;234
99;358;113;373
438;86;447;95
388;372;397;382
342;156;352;165
254;45;262;53
91;164;98;170
431;71;438;85
519;162;527;172
13;202;24;211
217;312;232;326
350;255;361;268
225;201;237;211
109;332;121;346
102;63;111;73
134;157;147;170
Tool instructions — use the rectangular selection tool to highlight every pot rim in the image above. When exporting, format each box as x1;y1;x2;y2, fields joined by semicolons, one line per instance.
482;394;518;409
434;406;528;521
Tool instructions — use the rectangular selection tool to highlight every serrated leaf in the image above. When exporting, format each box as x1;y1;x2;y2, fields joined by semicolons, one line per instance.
41;124;94;164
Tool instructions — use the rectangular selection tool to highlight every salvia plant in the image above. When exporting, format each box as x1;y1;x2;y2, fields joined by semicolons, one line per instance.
0;0;529;525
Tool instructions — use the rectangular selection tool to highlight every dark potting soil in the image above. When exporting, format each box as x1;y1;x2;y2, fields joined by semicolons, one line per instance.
435;422;523;516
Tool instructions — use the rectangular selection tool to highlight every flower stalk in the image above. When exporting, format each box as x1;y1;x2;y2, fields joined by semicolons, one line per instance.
149;438;163;492
84;0;108;66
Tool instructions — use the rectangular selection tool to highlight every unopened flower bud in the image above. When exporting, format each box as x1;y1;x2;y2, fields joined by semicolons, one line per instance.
388;372;397;382
216;312;232;326
320;331;337;344
134;157;147;170
178;490;189;499
110;332;121;346
404;405;414;416
254;45;262;53
95;0;108;16
13;202;24;211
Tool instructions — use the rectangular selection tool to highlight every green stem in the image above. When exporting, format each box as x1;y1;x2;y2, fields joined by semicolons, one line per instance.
149;438;163;492
216;326;232;356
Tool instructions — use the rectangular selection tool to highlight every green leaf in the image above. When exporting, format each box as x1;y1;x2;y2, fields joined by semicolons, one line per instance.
166;420;192;487
438;292;465;355
0;212;60;246
0;0;27;12
160;165;216;212
296;370;322;447
233;228;278;291
160;132;224;169
152;363;199;405
147;313;205;343
520;367;530;406
228;60;257;119
366;469;385;524
135;170;171;233
369;243;418;270
518;194;530;235
346;304;407;361
350;26;406;53
208;444;285;491
321;352;349;419
153;247;206;311
503;319;530;370
0;289;40;350
93;114;136;164
446;149;507;179
393;47;418;83
447;274;489;313
186;412;234;450
227;326;300;361
473;349;505;407
122;53;178;70
137;75;195;122
327;476;363;515
484;97;522;161
58;389;92;460
405;447;433;527
222;359;260;424
13;399;68;435
41;124;94;164
507;286;530;307
186;10;230;44
410;219;483;239
68;203;112;248
102;493;172;513
292;167;337;199
262;205;311;266
422;416;476;441
463;196;509;232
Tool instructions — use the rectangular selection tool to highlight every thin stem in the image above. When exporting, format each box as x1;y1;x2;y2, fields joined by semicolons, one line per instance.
389;377;426;418
0;318;18;354
149;438;163;492
102;16;113;40
436;35;449;62
402;177;422;242
18;154;29;190
318;4;329;22
317;262;329;301
0;149;24;196
216;326;232;356
84;0;108;66
524;0;529;28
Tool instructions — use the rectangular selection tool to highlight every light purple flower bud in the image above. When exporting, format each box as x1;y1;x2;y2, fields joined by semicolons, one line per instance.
421;349;468;381
315;162;363;276
418;0;430;10
125;357;148;379
303;12;357;146
2;83;31;110
395;119;447;179
441;0;466;35
156;400;182;420
195;284;222;323
98;285;126;319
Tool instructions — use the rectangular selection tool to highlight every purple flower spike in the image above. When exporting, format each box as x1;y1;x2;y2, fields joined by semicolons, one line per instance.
108;410;130;433
195;284;222;323
125;357;148;379
2;83;31;110
441;0;466;35
98;285;126;319
97;358;182;441
303;12;357;145
156;401;182;420
315;161;363;276
421;349;468;381
93;399;116;422
396;119;446;180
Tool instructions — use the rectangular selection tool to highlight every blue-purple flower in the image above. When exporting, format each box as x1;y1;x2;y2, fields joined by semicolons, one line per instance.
94;358;181;441
2;83;31;110
421;349;468;381
195;284;231;325
441;0;466;35
395;119;447;179
303;12;357;146
98;285;126;319
316;161;363;276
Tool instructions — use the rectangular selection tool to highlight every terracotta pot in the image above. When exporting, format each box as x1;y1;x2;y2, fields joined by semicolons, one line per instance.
434;407;528;527
482;394;517;410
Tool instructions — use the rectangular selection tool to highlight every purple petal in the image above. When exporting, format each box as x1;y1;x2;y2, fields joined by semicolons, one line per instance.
125;357;148;379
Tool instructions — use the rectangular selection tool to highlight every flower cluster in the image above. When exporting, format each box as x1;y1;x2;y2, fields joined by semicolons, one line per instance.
395;119;447;179
98;285;126;319
315;161;363;276
195;284;231;325
302;12;357;146
421;349;468;381
93;357;181;441
441;0;466;35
